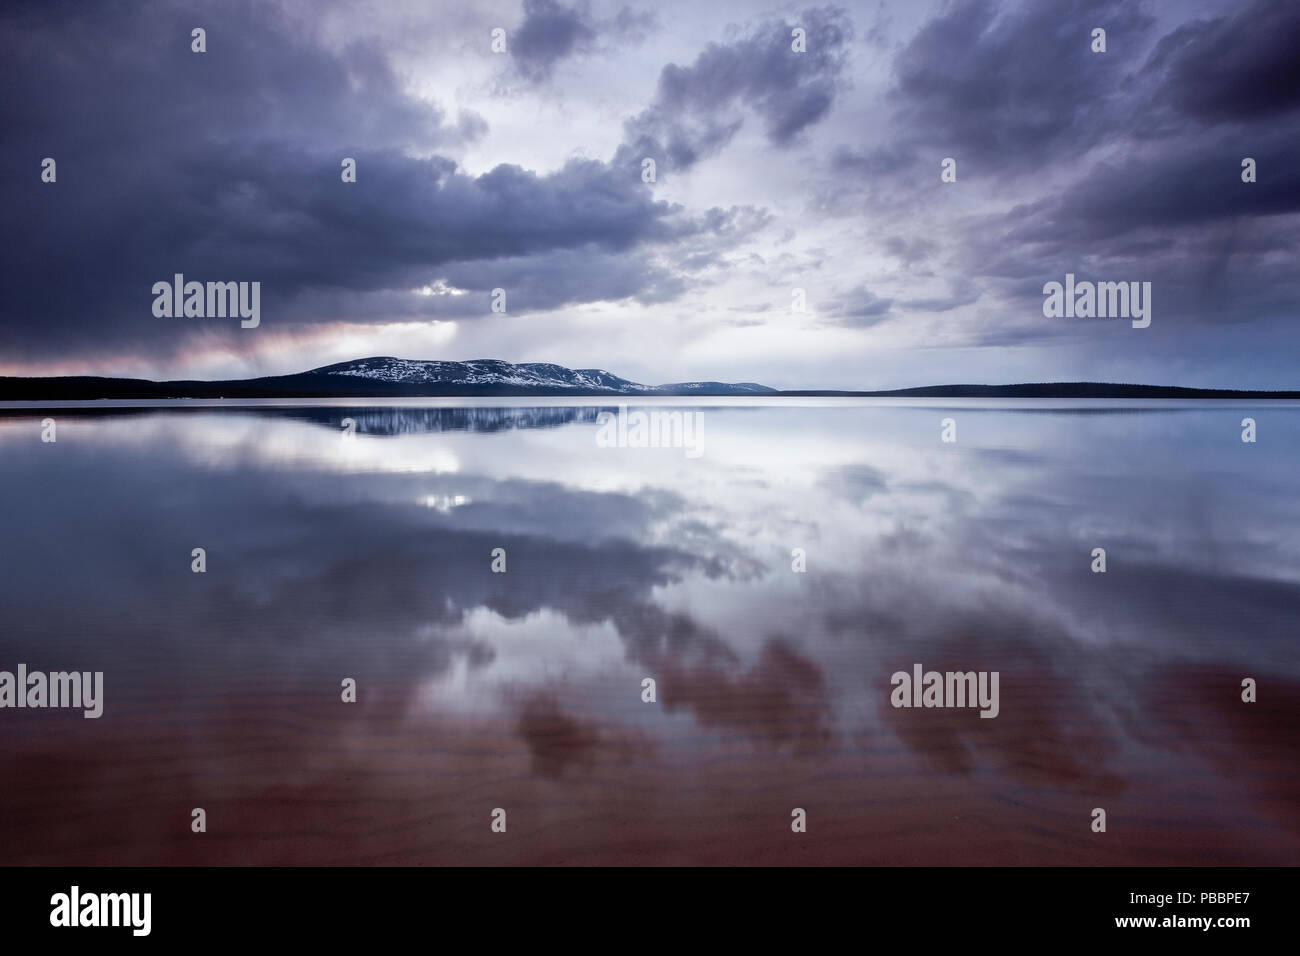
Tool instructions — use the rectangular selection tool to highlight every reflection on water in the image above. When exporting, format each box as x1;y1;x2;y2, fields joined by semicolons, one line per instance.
1;401;1297;865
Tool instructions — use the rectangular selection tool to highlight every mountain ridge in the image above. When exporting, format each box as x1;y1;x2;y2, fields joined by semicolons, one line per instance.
310;357;774;394
0;357;1296;400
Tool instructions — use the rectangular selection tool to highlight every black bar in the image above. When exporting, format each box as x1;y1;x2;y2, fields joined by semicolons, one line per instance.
0;866;1287;943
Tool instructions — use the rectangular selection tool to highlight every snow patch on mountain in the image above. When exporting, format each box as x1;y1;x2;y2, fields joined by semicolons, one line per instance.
311;358;773;394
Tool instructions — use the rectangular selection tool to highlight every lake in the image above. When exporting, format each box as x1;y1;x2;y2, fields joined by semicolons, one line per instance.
1;398;1297;864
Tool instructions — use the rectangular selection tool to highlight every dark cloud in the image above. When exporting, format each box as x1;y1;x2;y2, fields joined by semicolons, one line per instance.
608;5;657;45
0;0;730;363
1141;0;1300;126
881;234;939;266
822;283;893;327
901;277;980;313
511;0;597;82
1010;131;1300;243
822;0;1155;212
831;143;917;179
970;127;1300;329
613;5;853;173
505;1;657;84
886;0;1154;170
824;0;1300;345
1;0;1297;384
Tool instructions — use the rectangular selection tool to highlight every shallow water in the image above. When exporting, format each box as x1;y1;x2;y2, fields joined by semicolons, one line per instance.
1;400;1297;864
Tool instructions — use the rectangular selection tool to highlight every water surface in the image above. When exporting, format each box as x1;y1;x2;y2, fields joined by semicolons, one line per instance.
1;399;1297;864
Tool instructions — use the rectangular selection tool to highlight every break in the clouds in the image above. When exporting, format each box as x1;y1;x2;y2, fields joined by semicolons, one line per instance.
1;0;1297;389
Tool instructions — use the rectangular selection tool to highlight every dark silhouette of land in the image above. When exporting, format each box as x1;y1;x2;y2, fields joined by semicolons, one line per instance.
0;358;1296;401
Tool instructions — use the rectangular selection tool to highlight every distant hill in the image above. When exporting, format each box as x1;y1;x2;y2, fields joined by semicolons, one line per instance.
0;358;1295;401
779;382;1300;399
0;357;775;400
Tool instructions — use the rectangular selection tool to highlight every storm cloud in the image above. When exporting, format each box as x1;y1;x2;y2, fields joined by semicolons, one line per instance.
1;0;1296;389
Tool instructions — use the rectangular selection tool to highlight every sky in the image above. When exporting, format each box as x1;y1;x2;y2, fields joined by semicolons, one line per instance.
2;0;1297;390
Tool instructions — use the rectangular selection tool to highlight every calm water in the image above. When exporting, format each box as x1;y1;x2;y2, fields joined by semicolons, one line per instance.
1;399;1297;865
